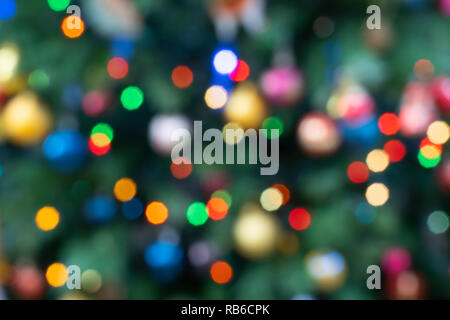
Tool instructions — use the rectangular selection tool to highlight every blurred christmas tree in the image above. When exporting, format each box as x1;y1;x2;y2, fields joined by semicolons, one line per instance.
0;0;449;300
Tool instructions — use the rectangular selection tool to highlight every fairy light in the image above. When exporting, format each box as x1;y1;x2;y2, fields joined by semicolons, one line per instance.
121;86;144;110
107;57;129;79
35;206;60;231
186;202;208;226
171;65;193;88
213;49;238;75
46;263;68;287
426;210;449;234
48;0;70;11
113;178;137;202
347;161;370;183
427;121;449;145
383;140;406;162
366;183;389;207
210;261;233;284
366;149;389;172
204;85;228;110
62;16;85;39
145;201;168;225
206;198;229;221
260;187;283;212
229;60;250;82
378;113;400;135
289;208;311;231
271;184;290;205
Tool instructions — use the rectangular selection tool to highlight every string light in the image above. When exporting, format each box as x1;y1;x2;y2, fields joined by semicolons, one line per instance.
204;85;228;109
213;49;238;75
145;201;168;225
347;161;370;183
107;57;129;79
171;65;193;88
121;86;144;110
186;202;208;226
366;183;389;207
113;178;137;202
210;261;233;284
35;206;60;231
383;140;406;162
46;263;68;287
62;16;85;39
366;149;389;172
427;121;449;145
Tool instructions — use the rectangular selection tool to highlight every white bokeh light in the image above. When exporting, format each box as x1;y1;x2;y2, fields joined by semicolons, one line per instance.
213;49;238;75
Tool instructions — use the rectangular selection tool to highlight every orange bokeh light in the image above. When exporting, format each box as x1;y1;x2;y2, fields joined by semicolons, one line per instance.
145;201;168;225
62;16;85;39
171;65;193;88
206;198;229;221
210;261;233;284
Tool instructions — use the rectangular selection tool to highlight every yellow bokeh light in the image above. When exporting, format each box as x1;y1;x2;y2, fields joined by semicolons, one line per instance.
0;44;19;83
113;177;137;202
204;85;228;110
90;132;111;148
420;145;440;159
366;149;389;173
260;187;283;212
35;206;60;231
222;122;244;145
366;183;389;207
81;269;102;293
224;83;267;129
427;121;449;145
46;263;68;287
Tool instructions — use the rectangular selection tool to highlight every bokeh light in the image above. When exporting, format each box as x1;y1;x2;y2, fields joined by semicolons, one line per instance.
170;157;193;179
122;197;144;220
382;247;411;276
222;122;244;145
271;184;290;205
107;57;129;79
414;59;434;81
427;121;449;145
62;16;85;39
260;187;283;211
347;161;370;183
186;202;208;226
121;86;144;110
365;182;389;207
48;0;70;12
229;60;250;82
210;261;233;284
171;65;193;88
35;206;60;231
0;0;17;20
213;49;238;75
289;208;311;231
366;149;389;172
426;210;449;234
113;178;137;202
204;85;228;109
211;190;232;207
206;198;229;221
378;113;400;135
383;140;406;162
81;269;102;293
0;44;19;83
91;123;114;141
46;263;68;287
262;117;284;139
354;202;376;224
145;201;168;225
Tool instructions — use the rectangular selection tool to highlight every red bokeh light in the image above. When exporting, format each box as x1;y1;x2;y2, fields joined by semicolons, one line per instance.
378;113;400;135
289;208;311;231
347;161;370;183
384;140;406;162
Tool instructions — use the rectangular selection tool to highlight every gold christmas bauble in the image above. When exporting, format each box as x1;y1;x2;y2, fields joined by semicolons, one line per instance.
233;203;280;260
2;92;52;146
224;83;267;129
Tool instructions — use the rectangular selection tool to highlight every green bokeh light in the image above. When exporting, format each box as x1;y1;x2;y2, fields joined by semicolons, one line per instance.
91;123;114;141
417;150;440;168
121;86;144;110
47;0;71;12
262;117;284;139
211;190;232;207
28;70;50;90
186;202;208;226
427;211;449;234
